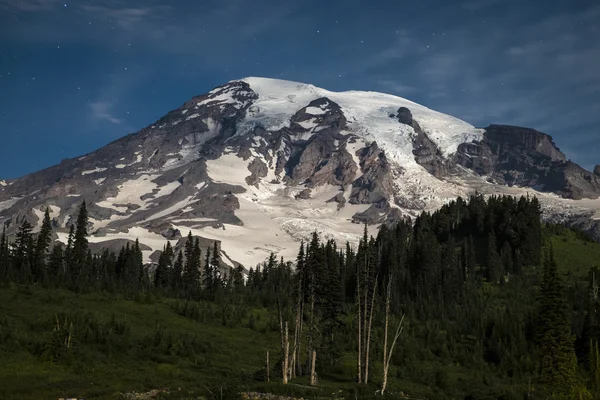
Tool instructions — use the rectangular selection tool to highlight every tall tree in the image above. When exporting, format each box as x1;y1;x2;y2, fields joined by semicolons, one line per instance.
537;248;578;393
34;207;52;282
13;220;34;283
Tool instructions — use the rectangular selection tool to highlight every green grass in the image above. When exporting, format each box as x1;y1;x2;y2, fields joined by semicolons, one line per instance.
0;286;446;400
0;287;283;400
548;229;600;276
2;225;598;400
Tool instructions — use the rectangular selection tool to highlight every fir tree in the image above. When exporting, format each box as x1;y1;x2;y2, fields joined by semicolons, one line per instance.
172;250;184;293
33;207;52;282
537;248;578;393
13;220;34;283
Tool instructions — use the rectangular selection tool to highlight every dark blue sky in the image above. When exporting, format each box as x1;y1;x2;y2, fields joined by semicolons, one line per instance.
1;0;598;179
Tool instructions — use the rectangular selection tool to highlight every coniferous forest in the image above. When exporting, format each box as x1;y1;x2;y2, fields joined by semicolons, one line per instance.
2;195;600;399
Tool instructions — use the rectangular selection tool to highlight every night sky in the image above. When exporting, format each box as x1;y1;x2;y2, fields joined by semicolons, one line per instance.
1;0;598;179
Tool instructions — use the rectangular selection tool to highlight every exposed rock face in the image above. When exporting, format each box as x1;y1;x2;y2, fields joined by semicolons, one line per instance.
396;107;451;178
455;124;600;199
595;165;600;177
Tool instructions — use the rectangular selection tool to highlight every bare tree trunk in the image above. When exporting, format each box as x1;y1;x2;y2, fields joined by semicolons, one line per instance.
364;279;377;384
266;350;270;382
362;254;369;382
382;278;391;395
310;350;317;386
307;274;315;370
292;273;304;378
356;261;362;384
283;321;289;384
382;313;405;396
297;299;304;376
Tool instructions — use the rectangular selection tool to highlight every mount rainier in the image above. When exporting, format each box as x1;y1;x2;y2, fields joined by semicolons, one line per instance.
1;77;599;268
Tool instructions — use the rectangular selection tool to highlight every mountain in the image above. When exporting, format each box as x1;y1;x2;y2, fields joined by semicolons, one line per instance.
1;77;599;267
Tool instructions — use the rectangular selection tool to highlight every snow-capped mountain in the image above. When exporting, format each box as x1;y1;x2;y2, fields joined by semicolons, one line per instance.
1;77;599;267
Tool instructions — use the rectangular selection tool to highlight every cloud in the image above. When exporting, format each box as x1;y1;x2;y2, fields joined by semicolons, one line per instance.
0;0;63;11
460;0;512;11
78;2;171;30
376;80;417;95
89;101;122;125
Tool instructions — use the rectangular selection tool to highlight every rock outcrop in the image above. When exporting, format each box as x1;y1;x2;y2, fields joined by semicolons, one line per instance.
455;124;600;199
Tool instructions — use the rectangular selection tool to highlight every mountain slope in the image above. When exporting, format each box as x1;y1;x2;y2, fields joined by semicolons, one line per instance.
1;77;599;267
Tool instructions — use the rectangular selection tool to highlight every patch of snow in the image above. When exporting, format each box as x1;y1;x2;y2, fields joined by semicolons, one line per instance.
115;164;127;169
171;217;218;223
305;106;328;115
172;119;182;126
57;227;178;264
297;118;318;130
206;153;251;186
31;204;60;233
0;197;21;212
0;180;6;187
155;181;181;198
186;113;200;121
145;196;196;222
96;174;159;212
195;182;206;190
181;109;188;115
81;167;107;176
94;178;106;185
67;194;81;198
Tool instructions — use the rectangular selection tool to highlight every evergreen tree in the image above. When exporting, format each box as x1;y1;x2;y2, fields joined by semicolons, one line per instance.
154;242;173;290
33;207;52;282
13;220;34;283
183;236;201;296
172;250;184;293
0;226;8;282
486;231;502;284
47;244;64;286
321;240;345;369
537;248;578;393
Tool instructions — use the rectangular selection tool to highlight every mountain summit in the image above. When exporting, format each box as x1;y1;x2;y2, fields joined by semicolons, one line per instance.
1;77;599;266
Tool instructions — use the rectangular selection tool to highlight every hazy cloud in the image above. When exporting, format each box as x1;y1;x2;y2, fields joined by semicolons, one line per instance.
89;101;122;125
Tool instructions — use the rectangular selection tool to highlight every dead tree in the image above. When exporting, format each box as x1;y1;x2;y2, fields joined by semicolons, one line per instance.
292;268;304;378
364;274;378;384
310;349;317;386
266;350;270;382
356;260;362;384
381;277;405;395
278;296;290;385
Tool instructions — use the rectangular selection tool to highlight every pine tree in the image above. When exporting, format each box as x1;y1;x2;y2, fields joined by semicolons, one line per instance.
71;202;89;287
47;244;64;287
321;240;344;369
210;241;221;293
154;244;171;290
183;236;201;297
33;207;53;282
537;248;578;393
486;231;502;284
14;220;34;283
0;226;8;282
172;250;184;293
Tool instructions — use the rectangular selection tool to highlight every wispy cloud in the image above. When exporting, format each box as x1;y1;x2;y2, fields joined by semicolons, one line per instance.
89;101;122;125
0;0;63;12
78;3;171;30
